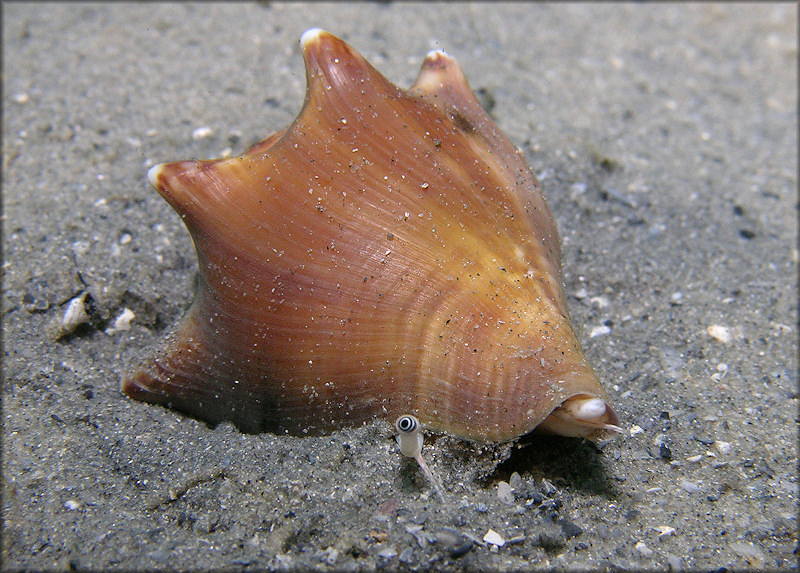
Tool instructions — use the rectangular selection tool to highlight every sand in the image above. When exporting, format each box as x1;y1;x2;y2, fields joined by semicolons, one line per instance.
3;3;797;570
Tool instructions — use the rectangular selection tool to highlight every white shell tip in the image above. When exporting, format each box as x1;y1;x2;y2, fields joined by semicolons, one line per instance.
423;50;456;67
147;163;165;189
300;28;325;47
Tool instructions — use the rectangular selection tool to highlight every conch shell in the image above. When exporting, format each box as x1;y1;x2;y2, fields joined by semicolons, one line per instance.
123;29;620;442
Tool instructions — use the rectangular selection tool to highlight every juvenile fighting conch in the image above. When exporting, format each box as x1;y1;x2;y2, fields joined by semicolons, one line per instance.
122;29;621;446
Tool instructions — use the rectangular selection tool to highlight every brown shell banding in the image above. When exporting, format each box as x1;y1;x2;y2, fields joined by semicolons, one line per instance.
123;29;619;442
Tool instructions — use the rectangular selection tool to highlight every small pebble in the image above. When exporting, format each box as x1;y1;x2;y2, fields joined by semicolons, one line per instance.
497;481;514;505
450;541;473;559
654;526;676;538
710;362;729;382
526;491;545;506
475;502;488;513
377;547;397;559
570;182;587;195
693;434;715;446
540;498;562;512
398;547;414;563
634;540;654;557
433;528;460;547
369;529;388;543
714;440;732;454
321;547;338;566
195;512;219;533
535;530;565;549
508;471;523;491
404;524;429;548
483;529;505;547
149;550;170;562
679;480;701;493
459;531;484;547
374;498;399;521
594;524;611;540
560;519;583;539
64;500;81;511
191;126;214;140
667;554;682;571
707;324;732;343
629;425;644;436
729;540;766;566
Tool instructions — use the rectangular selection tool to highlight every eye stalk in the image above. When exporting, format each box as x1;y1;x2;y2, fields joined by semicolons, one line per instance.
394;415;445;502
395;415;423;458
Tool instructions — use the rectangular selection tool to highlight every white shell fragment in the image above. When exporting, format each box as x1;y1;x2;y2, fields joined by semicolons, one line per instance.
589;324;612;338
634;540;654;557
105;307;135;335
64;500;82;511
713;440;732;455
483;529;505;547
654;525;676;538
62;293;90;333
706;324;732;343
191;126;214;140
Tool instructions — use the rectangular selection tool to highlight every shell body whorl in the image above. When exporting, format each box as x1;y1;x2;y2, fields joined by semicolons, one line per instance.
123;29;618;442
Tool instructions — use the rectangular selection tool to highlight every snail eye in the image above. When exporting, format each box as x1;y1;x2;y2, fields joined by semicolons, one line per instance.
395;415;418;433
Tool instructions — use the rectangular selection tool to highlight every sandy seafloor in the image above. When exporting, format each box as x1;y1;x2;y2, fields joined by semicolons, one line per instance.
2;3;797;571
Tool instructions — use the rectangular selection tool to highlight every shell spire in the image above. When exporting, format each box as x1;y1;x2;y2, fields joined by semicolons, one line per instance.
122;29;620;442
410;49;488;126
300;28;399;104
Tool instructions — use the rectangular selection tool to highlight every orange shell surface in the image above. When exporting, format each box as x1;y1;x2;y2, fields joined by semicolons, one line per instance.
122;29;616;442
